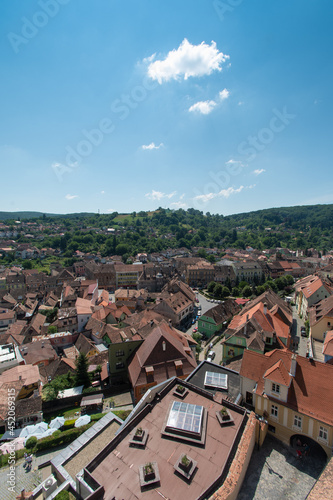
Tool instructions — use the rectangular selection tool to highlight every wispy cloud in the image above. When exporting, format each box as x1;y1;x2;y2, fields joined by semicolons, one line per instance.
147;39;229;84
101;190;105;194
141;142;164;150
253;169;266;176
65;194;78;200
193;185;255;203
145;190;177;201
189;100;217;115
106;208;116;213
189;88;230;115
171;201;187;209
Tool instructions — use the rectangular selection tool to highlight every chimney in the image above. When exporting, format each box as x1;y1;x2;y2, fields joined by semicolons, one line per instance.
20;489;25;500
290;353;297;377
263;303;268;316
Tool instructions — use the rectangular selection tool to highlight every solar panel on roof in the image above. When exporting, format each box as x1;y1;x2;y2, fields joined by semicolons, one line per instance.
204;371;228;390
166;401;203;435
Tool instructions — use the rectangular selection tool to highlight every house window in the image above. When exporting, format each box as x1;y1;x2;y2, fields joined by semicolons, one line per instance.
293;415;302;429
116;362;124;370
272;383;280;394
319;426;328;442
116;350;125;357
271;404;278;418
245;391;253;406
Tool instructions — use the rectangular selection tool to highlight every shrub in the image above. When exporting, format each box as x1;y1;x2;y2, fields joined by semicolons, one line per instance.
35;425;91;452
25;436;37;450
90;412;106;422
0;448;26;468
54;492;70;500
63;419;76;429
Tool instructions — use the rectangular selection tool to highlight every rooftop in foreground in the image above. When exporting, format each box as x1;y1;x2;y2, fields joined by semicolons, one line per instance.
86;378;247;499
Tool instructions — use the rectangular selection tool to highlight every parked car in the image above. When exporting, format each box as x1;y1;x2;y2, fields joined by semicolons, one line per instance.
192;327;198;333
207;350;215;362
301;326;307;337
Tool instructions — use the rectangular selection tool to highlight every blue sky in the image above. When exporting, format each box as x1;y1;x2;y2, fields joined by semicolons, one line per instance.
1;0;332;216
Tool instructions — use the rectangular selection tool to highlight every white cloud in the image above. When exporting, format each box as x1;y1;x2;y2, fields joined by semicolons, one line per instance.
171;201;187;209
101;190;105;194
219;186;245;198
219;88;230;101
141;142;164;150
145;190;177;201
179;193;185;200
189;100;217;115
65;194;78;200
253;169;266;176
193;184;255;203
147;39;229;84
189;88;230;115
238;101;244;106
106;208;116;213
193;192;217;203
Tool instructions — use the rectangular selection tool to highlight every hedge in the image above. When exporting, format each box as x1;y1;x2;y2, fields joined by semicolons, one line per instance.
0;448;26;468
35;424;91;452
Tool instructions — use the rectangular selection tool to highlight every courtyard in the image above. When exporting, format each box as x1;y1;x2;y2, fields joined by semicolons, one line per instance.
238;434;327;500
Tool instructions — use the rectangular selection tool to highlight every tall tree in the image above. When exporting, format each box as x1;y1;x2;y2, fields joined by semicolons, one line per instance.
75;353;91;388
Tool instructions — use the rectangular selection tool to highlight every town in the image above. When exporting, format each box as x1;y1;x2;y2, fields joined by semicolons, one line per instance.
0;209;332;500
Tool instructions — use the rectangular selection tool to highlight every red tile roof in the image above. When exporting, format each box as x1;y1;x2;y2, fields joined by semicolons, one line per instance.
263;359;292;386
323;330;333;357
240;349;333;426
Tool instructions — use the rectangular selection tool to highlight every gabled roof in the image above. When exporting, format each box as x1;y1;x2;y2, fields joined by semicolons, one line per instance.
323;330;333;357
240;349;333;426
309;295;333;326
0;363;40;386
263;359;291;386
76;297;94;315
75;333;96;355
202;299;241;325
128;321;196;387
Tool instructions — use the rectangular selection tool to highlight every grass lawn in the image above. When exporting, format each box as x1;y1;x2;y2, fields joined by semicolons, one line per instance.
44;406;80;423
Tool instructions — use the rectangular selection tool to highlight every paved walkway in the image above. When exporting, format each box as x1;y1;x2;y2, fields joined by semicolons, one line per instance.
1;446;66;500
238;435;327;500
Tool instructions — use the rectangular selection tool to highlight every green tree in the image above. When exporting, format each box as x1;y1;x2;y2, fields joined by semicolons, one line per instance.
115;243;129;256
221;286;230;298
213;283;223;298
242;285;252;298
256;285;266;296
238;280;248;290
207;281;216;294
48;325;58;334
74;353;91;388
232;286;240;297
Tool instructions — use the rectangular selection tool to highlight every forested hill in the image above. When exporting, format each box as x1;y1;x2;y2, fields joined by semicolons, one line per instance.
1;204;333;256
223;204;333;230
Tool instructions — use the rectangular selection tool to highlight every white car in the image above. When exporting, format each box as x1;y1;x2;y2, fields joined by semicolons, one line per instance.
207;350;215;362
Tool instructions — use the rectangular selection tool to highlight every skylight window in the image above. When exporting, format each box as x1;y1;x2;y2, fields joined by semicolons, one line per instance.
204;371;228;390
166;401;203;435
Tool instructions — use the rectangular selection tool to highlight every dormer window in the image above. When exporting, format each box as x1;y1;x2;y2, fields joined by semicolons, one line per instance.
272;383;280;394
